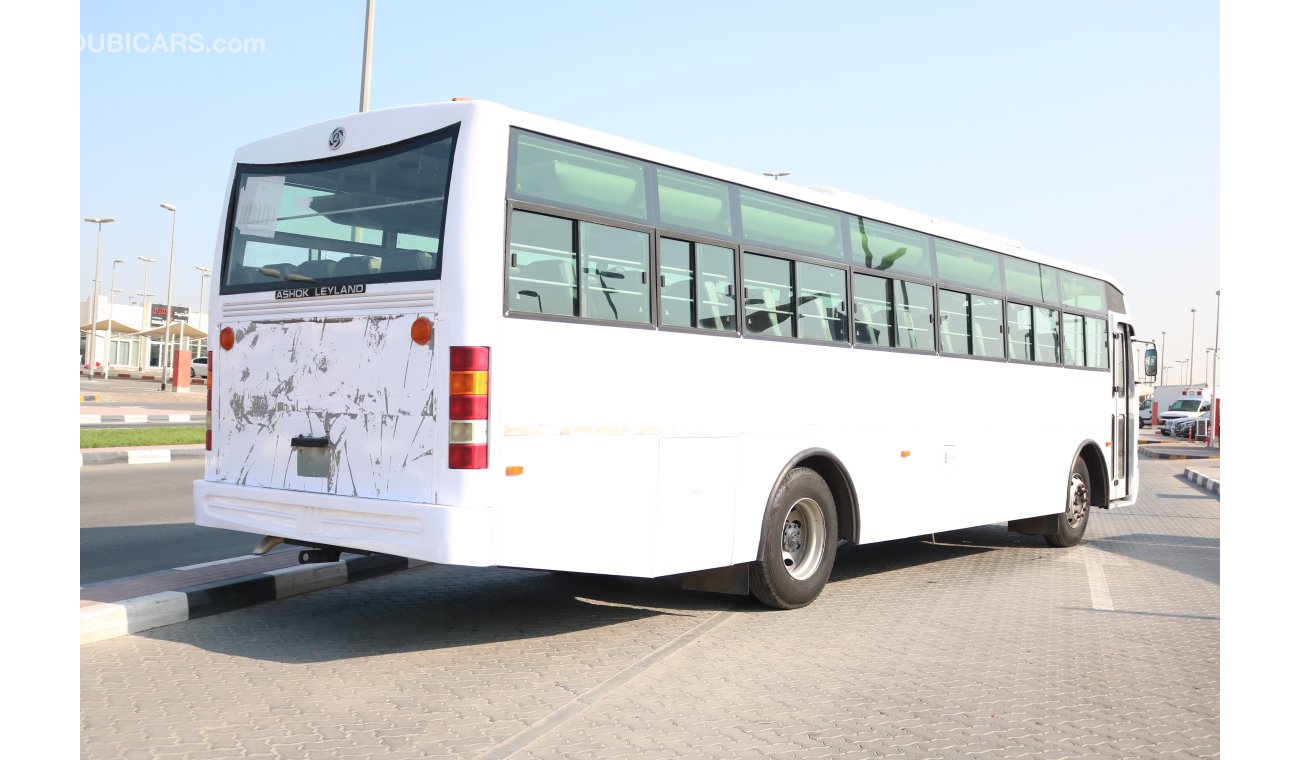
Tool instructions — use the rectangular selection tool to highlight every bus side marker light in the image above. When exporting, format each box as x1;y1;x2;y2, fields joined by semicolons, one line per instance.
1105;441;1112;447
411;317;433;345
901;451;911;458
505;466;524;477
220;327;235;351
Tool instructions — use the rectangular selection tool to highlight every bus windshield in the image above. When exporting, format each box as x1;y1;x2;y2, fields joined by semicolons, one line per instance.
221;125;458;294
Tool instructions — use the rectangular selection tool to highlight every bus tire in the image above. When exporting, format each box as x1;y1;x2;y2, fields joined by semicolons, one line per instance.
750;467;837;609
1045;456;1091;547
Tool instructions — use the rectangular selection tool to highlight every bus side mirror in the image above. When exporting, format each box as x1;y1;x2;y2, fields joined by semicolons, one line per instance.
1144;348;1158;378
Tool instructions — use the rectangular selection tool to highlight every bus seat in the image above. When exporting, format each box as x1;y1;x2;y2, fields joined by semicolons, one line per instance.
973;321;997;356
264;263;299;280
296;259;337;281
800;301;831;342
763;290;784;337
381;251;433;273
701;280;730;330
227;266;257;285
335;255;379;277
512;260;576;315
857;308;882;345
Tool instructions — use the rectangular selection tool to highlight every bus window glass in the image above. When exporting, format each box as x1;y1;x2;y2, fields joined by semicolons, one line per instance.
1007;303;1033;361
512;131;648;221
1085;316;1109;369
1003;257;1045;302
1060;272;1106;312
1033;306;1060;364
894;280;935;351
852;273;892;346
508;211;577;316
1040;266;1061;304
657;168;734;238
1062;313;1085;367
697;243;737;332
850;218;933;277
796;262;848;343
972;294;1005;358
659;238;694;328
579;222;651;323
935;239;1002;292
739;189;844;261
223;127;456;293
743;254;794;337
939;290;971;355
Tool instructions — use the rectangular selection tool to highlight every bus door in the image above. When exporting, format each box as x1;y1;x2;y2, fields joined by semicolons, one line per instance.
1110;323;1135;501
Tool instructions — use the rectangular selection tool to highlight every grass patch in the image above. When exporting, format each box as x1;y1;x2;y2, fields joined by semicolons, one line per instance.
80;426;205;449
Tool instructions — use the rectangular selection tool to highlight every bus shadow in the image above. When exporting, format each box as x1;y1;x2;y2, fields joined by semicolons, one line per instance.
829;523;1037;584
138;563;735;664
1086;532;1220;586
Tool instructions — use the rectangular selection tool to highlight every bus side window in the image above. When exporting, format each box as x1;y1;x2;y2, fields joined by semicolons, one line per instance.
696;243;736;332
579;221;650;324
508;210;577;317
659;238;694;329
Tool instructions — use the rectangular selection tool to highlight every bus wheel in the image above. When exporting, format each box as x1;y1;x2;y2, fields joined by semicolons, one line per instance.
1046;457;1091;547
750;467;837;609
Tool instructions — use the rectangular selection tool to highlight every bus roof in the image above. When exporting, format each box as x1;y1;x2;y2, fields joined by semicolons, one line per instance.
234;99;1127;300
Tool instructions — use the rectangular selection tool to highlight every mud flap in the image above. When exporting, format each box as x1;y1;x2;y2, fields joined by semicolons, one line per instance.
680;562;750;596
1008;515;1060;537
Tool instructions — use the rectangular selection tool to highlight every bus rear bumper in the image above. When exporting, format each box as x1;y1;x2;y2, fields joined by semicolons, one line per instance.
193;480;496;567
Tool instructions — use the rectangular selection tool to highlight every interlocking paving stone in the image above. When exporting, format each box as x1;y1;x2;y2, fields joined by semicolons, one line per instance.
81;459;1217;758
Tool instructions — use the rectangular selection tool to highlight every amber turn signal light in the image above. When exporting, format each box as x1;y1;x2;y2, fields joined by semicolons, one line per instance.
219;327;235;350
411;317;433;345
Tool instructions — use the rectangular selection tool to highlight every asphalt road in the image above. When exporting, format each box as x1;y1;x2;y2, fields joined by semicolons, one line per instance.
79;459;276;585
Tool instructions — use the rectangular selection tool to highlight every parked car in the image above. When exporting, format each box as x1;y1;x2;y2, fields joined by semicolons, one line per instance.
191;356;209;379
1138;397;1153;427
1162;412;1206;438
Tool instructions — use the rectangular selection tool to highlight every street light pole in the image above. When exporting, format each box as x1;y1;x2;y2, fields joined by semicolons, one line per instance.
160;204;178;391
138;256;157;372
196;266;212;345
1188;308;1196;387
359;0;375;112
105;258;124;378
1160;331;1166;385
83;217;115;379
1212;290;1221;389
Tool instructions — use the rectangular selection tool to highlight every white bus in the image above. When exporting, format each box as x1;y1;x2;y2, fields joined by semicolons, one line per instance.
195;100;1155;609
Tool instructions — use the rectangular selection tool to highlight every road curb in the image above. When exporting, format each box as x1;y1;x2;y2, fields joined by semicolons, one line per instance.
81;413;207;425
1138;445;1220;461
1183;467;1221;495
81;554;423;645
80;448;207;466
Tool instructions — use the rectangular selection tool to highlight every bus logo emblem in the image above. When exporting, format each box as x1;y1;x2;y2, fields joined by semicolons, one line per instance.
328;127;346;150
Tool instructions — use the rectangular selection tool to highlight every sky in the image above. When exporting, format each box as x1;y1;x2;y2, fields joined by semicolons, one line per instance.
75;0;1221;386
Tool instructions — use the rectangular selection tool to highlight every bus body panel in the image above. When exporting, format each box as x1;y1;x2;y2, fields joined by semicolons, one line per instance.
211;310;440;502
198;100;1135;586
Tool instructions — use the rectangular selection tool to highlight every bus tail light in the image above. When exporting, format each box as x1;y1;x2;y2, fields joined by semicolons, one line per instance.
449;346;489;469
205;349;213;451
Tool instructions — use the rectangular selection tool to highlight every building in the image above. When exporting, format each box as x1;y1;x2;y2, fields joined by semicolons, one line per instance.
79;294;208;374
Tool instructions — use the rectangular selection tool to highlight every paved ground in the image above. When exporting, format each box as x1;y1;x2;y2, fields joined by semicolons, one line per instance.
80;457;1219;759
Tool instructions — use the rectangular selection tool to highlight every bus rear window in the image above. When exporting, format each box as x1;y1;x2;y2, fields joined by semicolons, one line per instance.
221;125;458;293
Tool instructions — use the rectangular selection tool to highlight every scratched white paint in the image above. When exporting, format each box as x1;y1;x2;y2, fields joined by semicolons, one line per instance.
213;313;438;502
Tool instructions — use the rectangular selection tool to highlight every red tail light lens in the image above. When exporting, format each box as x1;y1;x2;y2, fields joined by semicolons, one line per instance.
449;346;489;469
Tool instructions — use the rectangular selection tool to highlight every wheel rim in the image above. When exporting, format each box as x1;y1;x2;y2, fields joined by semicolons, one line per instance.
780;497;826;581
1066;473;1089;528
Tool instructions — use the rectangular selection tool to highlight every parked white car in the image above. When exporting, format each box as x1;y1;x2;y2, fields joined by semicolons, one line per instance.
191;356;209;379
